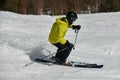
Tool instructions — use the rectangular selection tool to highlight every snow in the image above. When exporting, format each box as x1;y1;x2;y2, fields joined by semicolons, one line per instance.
0;11;120;80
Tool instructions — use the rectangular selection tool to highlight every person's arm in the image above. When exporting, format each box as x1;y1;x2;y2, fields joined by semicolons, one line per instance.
57;25;67;44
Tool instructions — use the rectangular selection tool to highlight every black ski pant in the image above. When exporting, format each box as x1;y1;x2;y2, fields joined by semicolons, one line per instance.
53;42;72;63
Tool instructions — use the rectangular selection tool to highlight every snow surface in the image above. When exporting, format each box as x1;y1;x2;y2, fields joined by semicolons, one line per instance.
0;11;120;80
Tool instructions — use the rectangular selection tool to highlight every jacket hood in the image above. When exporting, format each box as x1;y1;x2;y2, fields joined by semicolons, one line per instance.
55;17;72;27
56;17;69;25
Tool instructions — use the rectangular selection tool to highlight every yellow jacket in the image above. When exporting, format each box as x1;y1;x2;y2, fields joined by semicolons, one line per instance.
48;17;73;44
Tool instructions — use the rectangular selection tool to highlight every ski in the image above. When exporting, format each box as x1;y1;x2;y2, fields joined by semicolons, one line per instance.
35;58;103;68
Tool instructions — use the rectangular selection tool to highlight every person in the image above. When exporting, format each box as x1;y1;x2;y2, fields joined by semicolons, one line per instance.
48;11;81;65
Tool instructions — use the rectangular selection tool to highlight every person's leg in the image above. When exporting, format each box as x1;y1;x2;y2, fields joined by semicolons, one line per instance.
53;43;72;63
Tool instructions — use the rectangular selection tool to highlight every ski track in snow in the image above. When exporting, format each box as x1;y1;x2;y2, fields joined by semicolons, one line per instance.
0;11;120;80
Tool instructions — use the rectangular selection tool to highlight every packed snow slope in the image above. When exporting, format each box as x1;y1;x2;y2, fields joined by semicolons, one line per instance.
0;11;120;80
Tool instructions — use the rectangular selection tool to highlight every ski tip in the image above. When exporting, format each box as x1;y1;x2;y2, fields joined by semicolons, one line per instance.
73;64;104;68
98;65;103;68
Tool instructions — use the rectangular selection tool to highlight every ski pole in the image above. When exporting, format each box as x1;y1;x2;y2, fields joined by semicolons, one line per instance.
39;47;68;59
24;47;69;67
73;29;79;49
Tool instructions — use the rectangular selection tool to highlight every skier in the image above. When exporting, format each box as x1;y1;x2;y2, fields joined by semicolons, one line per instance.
48;11;81;65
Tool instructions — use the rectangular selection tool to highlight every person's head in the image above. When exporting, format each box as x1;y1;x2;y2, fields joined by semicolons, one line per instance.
66;11;78;25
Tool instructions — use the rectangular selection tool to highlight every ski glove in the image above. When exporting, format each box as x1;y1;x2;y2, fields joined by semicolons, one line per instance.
72;25;81;30
65;40;74;49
